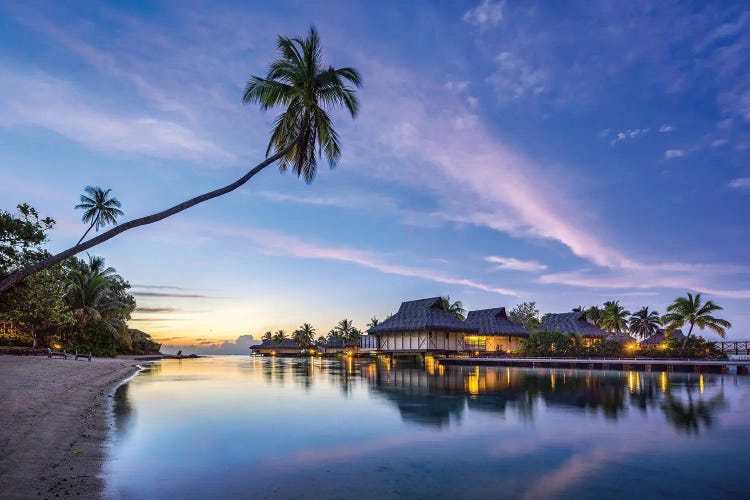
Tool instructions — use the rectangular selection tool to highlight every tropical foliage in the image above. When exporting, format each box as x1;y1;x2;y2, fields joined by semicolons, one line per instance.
292;323;316;348
661;293;731;356
600;300;631;333
327;319;362;343
0;203;157;356
508;301;541;330
440;296;466;320
628;306;661;340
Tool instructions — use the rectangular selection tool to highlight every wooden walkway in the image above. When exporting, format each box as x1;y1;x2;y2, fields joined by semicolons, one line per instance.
441;356;750;374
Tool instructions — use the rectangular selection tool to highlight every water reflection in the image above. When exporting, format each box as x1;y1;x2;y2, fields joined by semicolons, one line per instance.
106;357;749;499
361;361;728;432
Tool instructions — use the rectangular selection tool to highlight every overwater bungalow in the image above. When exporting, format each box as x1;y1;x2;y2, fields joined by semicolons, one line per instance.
641;329;685;348
464;308;528;353
319;339;362;356
365;297;478;355
539;311;609;344
250;339;301;356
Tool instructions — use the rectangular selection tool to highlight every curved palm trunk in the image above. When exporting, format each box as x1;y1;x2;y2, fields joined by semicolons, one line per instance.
678;323;695;357
0;143;296;295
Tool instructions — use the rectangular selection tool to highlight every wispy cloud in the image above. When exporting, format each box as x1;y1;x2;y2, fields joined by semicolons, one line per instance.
0;66;233;162
134;307;180;313
463;0;505;30
664;149;685;159
131;291;228;299
485;256;547;272
488;51;546;100
186;222;520;296
728;177;750;189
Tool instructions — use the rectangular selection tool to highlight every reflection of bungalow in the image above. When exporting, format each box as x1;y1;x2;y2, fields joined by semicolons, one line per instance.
641;329;685;348
539;312;608;343
319;339;361;356
365;297;478;354
250;339;301;356
465;308;528;353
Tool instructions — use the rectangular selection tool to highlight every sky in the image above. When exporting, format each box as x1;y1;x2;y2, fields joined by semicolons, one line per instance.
1;0;749;350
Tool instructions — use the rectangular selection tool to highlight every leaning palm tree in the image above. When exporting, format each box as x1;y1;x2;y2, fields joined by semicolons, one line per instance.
440;296;466;320
0;26;361;294
662;293;731;356
292;323;316;348
628;306;661;340
600;301;631;333
75;186;124;246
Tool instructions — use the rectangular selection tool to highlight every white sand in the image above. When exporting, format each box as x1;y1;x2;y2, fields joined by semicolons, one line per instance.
0;355;139;499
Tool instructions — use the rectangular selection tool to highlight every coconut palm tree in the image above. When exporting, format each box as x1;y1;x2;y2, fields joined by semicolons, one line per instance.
271;330;288;344
262;331;273;341
628;306;661;340
662;293;731;356
440;296;466;320
600;301;631;333
0;26;361;294
293;323;316;348
586;305;603;328
331;319;360;342
74;187;124;246
64;271;130;348
367;317;379;328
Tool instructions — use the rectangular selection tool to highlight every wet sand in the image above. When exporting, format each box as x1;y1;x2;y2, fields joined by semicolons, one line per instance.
0;356;140;499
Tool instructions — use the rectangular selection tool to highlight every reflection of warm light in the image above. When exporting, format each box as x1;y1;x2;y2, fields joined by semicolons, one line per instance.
438;364;445;376
271;351;276;356
661;371;668;393
309;349;315;355
628;371;635;392
699;374;704;394
425;356;436;376
466;366;480;395
507;367;511;385
550;372;556;390
367;363;376;378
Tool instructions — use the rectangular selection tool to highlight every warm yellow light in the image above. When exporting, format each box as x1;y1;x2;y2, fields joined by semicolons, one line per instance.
658;342;669;350
699;374;704;394
660;371;668;393
271;351;276;356
628;371;635;392
550;372;556;390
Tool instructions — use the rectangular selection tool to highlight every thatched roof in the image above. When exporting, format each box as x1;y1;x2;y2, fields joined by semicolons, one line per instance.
465;308;528;336
539;312;609;338
641;329;685;347
605;333;639;343
368;297;478;334
251;339;301;350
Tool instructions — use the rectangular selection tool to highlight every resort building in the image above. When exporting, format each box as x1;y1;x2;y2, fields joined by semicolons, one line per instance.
539;312;609;343
641;329;685;348
464;308;528;353
365;297;478;355
250;339;301;356
319;339;362;356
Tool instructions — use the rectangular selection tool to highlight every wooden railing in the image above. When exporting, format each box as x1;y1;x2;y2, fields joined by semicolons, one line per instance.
718;341;750;355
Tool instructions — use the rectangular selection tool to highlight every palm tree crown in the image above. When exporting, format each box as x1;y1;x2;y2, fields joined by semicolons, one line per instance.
628;306;661;340
292;323;316;348
600;300;631;333
440;296;466;320
271;330;288;343
74;186;123;245
243;26;362;183
662;293;731;355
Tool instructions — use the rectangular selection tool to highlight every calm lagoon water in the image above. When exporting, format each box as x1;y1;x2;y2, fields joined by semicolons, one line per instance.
105;356;750;499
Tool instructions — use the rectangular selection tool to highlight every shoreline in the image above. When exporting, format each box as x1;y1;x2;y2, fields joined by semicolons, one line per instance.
0;356;143;499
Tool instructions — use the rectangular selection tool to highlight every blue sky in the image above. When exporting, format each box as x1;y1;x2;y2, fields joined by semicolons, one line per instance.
1;0;749;347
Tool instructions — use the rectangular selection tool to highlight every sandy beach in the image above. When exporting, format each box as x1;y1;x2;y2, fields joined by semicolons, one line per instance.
0;355;140;499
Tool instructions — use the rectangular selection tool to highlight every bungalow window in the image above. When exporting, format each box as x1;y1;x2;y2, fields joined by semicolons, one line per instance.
465;335;487;351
